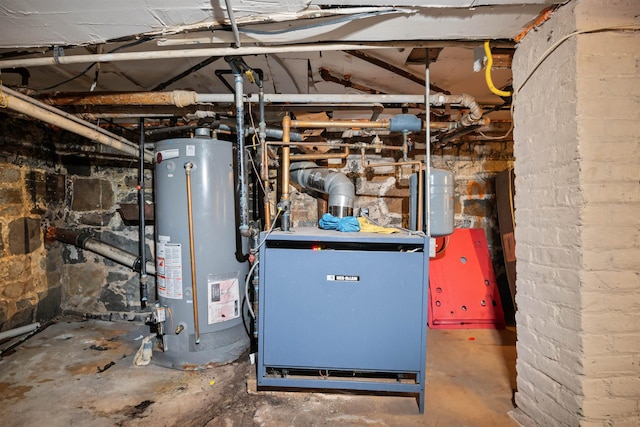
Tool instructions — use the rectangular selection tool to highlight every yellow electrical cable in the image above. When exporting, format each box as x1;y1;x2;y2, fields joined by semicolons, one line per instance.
483;40;512;98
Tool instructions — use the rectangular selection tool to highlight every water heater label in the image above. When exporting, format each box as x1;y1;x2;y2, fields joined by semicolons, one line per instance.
157;242;183;299
207;273;240;325
326;274;360;282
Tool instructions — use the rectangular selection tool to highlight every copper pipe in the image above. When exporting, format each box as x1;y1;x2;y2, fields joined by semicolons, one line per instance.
367;161;424;231
267;141;403;151
290;147;350;161
261;140;272;230
291;119;390;129
184;162;200;344
281;115;291;203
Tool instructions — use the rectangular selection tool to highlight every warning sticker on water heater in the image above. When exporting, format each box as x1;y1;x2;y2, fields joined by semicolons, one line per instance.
157;242;183;299
207;273;240;325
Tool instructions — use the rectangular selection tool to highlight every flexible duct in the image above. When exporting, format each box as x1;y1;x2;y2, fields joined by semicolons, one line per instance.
290;162;355;218
48;227;155;276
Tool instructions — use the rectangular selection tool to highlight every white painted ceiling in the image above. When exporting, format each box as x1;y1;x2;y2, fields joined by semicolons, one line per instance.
0;1;561;129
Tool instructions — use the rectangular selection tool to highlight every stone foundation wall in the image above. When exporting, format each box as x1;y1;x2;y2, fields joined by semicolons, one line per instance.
0;114;153;330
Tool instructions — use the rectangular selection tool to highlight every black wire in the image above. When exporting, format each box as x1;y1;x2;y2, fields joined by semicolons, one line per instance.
241;296;251;338
38;37;152;91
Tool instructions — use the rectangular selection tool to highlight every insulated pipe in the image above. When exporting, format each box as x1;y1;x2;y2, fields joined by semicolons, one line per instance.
429;93;483;127
2;86;152;161
290;162;355;218
48;227;156;275
2;92;152;162
5;86;141;154
0;43;429;69
0;323;40;341
184;162;200;344
43;91;427;106
37;91;484;126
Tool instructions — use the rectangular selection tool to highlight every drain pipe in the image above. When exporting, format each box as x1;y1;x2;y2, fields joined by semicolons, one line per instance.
290;162;355;218
48;227;156;275
226;57;251;237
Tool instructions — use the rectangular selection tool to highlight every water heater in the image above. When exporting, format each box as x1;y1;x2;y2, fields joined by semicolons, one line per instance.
153;129;249;369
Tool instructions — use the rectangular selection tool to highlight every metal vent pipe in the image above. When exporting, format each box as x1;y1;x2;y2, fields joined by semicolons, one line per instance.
48;227;155;276
290;162;355;218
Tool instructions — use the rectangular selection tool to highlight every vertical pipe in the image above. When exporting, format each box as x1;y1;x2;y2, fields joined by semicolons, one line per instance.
425;50;432;238
234;73;251;236
417;166;424;232
224;0;242;48
184;162;200;344
258;79;272;230
409;173;417;231
138;118;148;308
280;114;291;231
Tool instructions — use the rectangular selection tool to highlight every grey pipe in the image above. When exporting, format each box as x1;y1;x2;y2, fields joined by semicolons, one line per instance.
409;173;418;231
217;123;305;143
49;227;155;275
290;162;355;218
0;322;41;341
233;73;251;237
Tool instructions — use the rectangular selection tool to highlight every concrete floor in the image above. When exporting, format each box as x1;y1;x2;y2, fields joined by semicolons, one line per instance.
0;318;517;426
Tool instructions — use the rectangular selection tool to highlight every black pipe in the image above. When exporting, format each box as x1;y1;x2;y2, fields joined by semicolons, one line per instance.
138;118;148;308
49;227;156;276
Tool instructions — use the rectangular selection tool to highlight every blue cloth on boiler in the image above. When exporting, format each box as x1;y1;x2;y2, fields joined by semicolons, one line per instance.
319;213;360;232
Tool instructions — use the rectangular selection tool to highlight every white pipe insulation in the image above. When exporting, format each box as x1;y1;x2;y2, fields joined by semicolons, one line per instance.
0;87;154;162
0;323;41;341
0;43;421;70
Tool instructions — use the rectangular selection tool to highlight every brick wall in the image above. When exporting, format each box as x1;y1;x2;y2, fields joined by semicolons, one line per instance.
510;0;639;425
575;0;640;423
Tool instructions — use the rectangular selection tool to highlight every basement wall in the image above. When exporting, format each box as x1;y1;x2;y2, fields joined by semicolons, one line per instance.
290;137;514;290
1;115;513;328
511;0;639;425
0;115;153;331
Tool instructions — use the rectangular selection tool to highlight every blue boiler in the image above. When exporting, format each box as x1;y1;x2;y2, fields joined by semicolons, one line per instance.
257;227;428;412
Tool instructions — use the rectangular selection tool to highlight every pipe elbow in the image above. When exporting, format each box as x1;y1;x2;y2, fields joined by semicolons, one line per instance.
290;162;355;217
324;173;355;217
